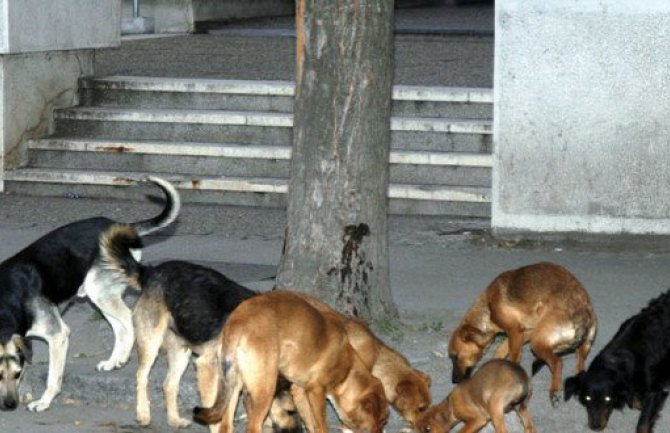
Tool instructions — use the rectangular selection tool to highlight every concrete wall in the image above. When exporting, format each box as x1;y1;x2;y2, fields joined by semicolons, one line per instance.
0;1;118;191
0;0;120;53
494;0;670;235
126;0;294;33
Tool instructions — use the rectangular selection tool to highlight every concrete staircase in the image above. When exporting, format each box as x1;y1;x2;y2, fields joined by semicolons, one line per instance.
5;76;493;216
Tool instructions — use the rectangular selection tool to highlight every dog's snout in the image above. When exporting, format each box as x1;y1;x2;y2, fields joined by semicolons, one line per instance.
452;366;473;384
1;397;18;411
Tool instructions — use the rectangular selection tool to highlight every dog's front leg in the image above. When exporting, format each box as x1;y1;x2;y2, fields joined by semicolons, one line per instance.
291;385;320;433
25;306;71;412
636;391;668;433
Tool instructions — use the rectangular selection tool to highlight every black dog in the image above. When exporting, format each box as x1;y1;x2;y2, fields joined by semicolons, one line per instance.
0;177;180;412
564;289;670;433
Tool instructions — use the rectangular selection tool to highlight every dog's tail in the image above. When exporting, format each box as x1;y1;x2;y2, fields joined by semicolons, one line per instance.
193;359;239;425
99;224;144;290
131;176;181;236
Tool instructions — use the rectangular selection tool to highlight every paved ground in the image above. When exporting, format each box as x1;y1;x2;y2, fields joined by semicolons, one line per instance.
2;191;670;433
6;2;670;433
95;3;494;88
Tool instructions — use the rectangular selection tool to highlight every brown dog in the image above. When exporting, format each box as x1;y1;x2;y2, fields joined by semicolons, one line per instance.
415;359;536;433
292;292;432;427
448;262;597;405
193;290;389;433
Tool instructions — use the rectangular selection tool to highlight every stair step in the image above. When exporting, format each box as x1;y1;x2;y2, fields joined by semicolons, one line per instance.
52;108;492;151
4;168;491;203
54;107;492;132
80;76;493;118
28;138;492;167
83;76;493;103
27;139;492;187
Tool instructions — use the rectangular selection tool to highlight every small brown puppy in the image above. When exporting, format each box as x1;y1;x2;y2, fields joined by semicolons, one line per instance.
293;293;432;426
448;262;597;405
415;359;536;433
193;290;389;433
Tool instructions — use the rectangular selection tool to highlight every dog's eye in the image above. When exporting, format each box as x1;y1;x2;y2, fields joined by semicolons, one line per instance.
604;396;611;402
418;406;428;413
584;395;591;401
423;426;432;433
14;372;21;380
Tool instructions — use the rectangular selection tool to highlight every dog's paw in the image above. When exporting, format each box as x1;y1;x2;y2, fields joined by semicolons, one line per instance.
26;399;51;412
168;417;192;429
550;392;561;408
136;412;151;426
96;358;124;372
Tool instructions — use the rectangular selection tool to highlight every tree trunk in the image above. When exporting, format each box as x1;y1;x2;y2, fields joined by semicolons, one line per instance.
275;0;398;322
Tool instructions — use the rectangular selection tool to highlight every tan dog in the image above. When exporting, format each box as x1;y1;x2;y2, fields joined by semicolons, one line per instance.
193;290;389;433
448;262;597;405
294;293;432;426
415;359;536;433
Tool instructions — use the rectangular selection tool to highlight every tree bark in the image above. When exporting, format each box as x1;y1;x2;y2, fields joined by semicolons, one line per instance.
275;0;398;322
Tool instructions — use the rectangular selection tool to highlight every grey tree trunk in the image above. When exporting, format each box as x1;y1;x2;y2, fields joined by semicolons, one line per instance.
275;0;398;322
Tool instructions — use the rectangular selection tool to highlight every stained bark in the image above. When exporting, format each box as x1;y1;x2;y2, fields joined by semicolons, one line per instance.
275;0;398;322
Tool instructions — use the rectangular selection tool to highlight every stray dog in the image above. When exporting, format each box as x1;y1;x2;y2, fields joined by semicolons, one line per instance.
99;224;301;431
564;288;670;433
0;177;179;412
192;290;389;433
415;359;536;433
292;292;432;426
448;262;597;405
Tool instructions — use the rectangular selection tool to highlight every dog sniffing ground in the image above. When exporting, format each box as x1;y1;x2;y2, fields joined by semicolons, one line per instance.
1;196;670;432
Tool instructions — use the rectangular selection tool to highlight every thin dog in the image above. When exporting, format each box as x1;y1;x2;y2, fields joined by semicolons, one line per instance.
448;262;597;405
0;177;179;412
192;290;389;433
415;359;536;433
292;292;432;427
98;224;301;431
564;288;670;433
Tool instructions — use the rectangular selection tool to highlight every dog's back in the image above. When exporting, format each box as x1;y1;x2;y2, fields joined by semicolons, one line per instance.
140;261;256;345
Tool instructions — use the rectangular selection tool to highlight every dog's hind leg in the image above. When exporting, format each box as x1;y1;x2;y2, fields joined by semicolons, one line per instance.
193;344;221;433
240;360;279;433
529;335;563;407
162;332;192;428
82;269;134;371
25;300;70;412
575;324;596;373
515;399;536;433
134;302;168;427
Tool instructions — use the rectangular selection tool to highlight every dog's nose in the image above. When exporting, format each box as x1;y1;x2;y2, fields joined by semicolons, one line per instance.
2;398;18;410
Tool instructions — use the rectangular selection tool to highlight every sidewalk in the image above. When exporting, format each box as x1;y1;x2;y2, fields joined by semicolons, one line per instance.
2;193;670;432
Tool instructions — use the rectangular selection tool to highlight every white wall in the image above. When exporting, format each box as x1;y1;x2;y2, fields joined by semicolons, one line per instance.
493;0;670;235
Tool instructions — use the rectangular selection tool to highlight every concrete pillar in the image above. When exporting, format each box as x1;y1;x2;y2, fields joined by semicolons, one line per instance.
494;0;670;235
146;0;294;34
0;0;120;191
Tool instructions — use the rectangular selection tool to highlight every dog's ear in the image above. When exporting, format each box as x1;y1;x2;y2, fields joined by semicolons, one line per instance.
564;371;585;401
11;335;32;365
394;379;417;408
415;369;432;389
361;391;386;427
460;325;486;346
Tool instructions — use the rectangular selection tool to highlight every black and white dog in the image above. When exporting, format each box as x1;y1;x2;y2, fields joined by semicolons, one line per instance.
0;177;180;412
